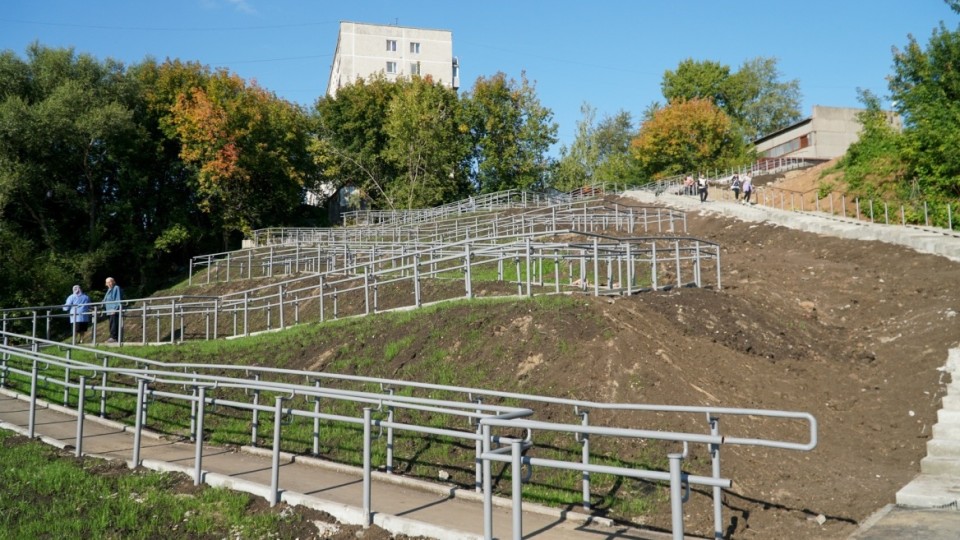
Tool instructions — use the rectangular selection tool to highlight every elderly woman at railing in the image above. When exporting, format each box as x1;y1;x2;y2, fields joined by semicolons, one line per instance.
63;285;91;341
103;277;123;343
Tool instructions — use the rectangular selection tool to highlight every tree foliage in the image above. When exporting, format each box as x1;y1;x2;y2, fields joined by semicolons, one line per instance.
831;90;906;198
0;45;317;308
314;76;400;209
630;98;752;178
169;68;315;241
315;71;559;205
660;57;801;140
463;72;558;193
384;77;472;208
0;42;563;310
889;20;960;198
553;103;637;191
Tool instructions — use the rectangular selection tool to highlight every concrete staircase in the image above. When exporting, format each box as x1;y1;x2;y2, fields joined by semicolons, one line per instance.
896;348;960;508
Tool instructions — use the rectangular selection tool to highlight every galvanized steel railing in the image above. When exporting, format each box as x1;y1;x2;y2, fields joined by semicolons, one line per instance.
7;228;720;345
0;332;816;540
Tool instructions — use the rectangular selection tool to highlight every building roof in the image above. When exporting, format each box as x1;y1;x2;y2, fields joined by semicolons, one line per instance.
752;116;812;146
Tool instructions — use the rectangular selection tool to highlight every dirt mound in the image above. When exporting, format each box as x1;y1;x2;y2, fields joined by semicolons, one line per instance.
756;157;844;193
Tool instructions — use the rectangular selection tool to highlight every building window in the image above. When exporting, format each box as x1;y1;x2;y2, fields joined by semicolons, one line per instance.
763;137;803;158
410;42;420;54
386;61;397;74
410;62;421;75
386;39;397;52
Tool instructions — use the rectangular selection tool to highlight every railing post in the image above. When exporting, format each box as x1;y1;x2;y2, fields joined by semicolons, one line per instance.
363;407;373;527
28;359;39;438
251;375;260;446
75;376;86;457
511;439;524;540
482;424;494;540
270;395;284;507
132;378;146;468
319;276;325;322
413;254;422;308
580;410;591;509
669;452;685;540
243;292;249;336
592;239;600;297
194;386;206;486
312;380;321;456
710;417;724;539
100;357;108;417
278;285;285;330
465;242;473;299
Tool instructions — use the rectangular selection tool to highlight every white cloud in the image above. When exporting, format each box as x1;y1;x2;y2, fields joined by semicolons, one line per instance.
199;0;257;15
225;0;257;14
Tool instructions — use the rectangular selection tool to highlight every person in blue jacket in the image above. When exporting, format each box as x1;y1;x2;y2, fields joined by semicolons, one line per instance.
63;285;91;340
103;277;123;343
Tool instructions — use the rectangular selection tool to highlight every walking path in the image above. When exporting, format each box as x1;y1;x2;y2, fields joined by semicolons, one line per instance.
623;190;960;263
0;389;675;539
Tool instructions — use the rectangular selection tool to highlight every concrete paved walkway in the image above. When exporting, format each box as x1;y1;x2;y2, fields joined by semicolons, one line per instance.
0;389;678;539
623;190;960;263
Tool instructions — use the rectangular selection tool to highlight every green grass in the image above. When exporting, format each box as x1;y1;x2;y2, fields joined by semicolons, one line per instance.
6;294;668;522
0;430;311;539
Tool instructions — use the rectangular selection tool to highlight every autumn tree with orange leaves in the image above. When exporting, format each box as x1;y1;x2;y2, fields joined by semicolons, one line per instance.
630;98;752;179
169;69;316;245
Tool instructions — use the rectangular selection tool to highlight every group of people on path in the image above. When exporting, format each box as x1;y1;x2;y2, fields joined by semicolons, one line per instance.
62;277;123;343
730;173;754;204
683;173;754;203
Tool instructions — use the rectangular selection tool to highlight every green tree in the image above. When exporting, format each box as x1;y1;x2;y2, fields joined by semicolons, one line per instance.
889;20;960;198
660;57;801;140
831;90;906;198
662;59;730;107
314;76;400;209
553;103;637;191
0;45;146;302
384;77;472;209
725;57;802;140
463;72;558;193
630;98;751;178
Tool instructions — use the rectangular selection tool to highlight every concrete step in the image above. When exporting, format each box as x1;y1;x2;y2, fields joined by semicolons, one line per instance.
927;439;960;458
897;473;960;507
941;394;960;410
932;423;960;440
948;349;960;373
921;456;960;475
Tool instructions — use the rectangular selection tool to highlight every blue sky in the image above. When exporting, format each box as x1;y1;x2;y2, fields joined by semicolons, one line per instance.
2;1;956;152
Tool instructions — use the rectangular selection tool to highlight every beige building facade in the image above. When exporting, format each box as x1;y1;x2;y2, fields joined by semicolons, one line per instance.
754;105;902;160
326;21;459;97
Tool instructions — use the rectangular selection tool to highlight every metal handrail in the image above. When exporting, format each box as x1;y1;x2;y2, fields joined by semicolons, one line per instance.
0;331;816;540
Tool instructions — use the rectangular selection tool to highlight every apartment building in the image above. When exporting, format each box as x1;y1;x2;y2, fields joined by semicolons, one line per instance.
326;21;459;97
